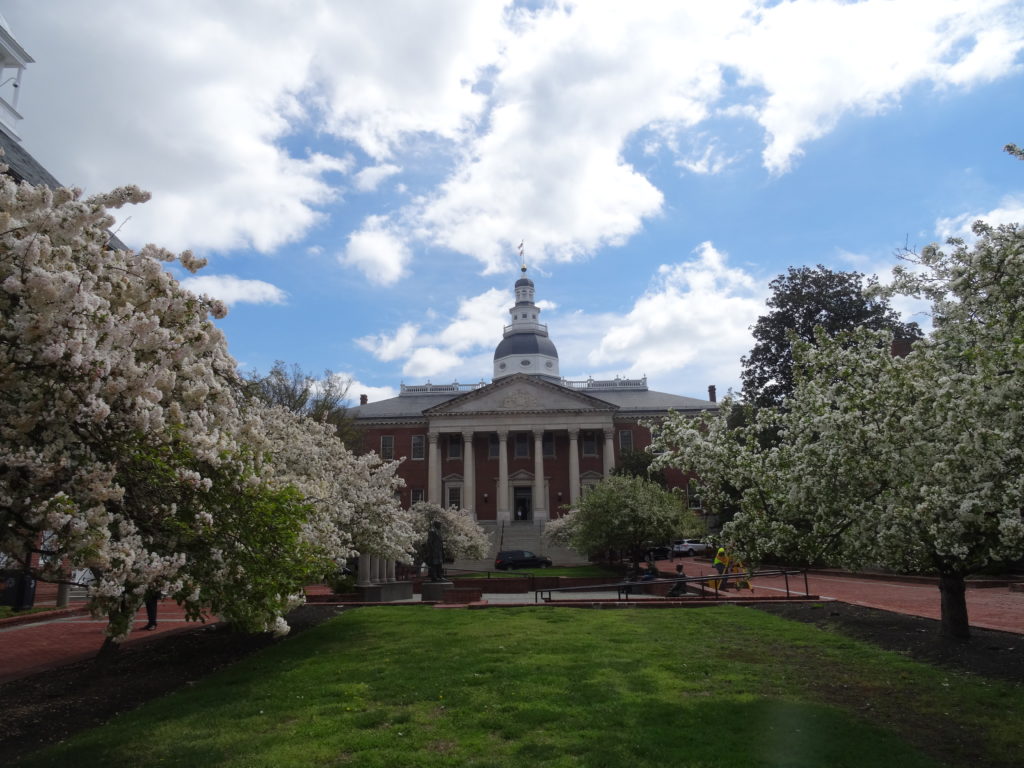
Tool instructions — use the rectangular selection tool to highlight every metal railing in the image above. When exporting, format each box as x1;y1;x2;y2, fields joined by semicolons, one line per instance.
534;568;809;603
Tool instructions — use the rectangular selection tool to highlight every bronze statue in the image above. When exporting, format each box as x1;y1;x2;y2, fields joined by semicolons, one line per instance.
426;520;445;582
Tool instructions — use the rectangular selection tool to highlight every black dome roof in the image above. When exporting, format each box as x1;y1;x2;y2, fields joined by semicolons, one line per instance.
493;332;558;360
515;277;534;288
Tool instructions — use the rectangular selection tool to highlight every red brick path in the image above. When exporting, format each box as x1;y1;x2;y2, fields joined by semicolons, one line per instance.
658;558;1024;634
0;599;209;684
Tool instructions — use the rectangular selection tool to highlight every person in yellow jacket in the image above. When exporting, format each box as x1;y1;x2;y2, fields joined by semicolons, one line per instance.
713;547;730;590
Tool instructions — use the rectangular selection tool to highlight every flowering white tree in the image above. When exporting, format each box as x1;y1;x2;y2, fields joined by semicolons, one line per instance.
407;501;490;566
653;220;1024;638
0;168;412;647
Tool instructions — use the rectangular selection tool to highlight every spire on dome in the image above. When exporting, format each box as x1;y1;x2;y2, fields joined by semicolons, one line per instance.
494;251;559;381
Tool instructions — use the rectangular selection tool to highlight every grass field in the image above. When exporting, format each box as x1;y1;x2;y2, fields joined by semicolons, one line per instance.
17;606;1023;767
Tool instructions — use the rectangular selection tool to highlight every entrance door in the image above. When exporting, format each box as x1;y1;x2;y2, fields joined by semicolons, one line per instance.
513;487;532;521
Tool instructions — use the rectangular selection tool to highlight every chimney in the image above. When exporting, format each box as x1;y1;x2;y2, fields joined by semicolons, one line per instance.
707;385;717;403
359;393;368;405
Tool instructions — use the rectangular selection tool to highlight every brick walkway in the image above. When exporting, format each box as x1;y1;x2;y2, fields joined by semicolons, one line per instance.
2;565;1022;685
0;599;210;684
658;558;1024;634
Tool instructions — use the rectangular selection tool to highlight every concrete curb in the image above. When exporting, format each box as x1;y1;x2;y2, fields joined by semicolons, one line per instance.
0;605;90;629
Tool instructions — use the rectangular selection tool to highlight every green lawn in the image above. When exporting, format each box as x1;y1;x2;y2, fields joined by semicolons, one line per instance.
17;606;1023;767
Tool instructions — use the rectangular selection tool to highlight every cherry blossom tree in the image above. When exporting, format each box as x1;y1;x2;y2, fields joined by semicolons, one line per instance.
653;221;1024;638
0;168;413;646
407;501;490;566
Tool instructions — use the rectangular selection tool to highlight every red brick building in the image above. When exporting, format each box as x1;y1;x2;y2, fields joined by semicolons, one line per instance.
352;268;717;562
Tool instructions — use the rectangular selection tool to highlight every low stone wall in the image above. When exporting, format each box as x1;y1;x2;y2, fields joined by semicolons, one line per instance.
441;587;484;604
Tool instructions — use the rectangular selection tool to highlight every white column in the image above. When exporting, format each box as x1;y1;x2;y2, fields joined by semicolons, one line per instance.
603;428;615;477
386;559;396;583
497;429;510;522
376;556;387;584
357;553;372;586
568;428;581;505
462;430;475;516
427;431;441;504
533;429;545;521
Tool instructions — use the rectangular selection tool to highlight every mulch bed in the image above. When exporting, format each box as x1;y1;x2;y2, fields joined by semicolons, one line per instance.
749;601;1023;682
1;601;1021;763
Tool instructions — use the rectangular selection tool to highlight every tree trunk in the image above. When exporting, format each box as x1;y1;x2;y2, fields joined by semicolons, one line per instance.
938;571;970;640
96;636;120;661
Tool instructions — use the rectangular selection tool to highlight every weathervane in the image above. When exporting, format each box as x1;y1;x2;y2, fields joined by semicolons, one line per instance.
518;240;526;272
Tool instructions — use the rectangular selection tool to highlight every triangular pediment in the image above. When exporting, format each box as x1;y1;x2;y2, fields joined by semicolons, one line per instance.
424;373;617;416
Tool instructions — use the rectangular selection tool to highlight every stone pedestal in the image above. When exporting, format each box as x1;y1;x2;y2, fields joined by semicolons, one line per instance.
356;581;414;603
420;580;453;602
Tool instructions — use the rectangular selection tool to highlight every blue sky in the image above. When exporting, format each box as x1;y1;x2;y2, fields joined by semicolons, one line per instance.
4;0;1024;401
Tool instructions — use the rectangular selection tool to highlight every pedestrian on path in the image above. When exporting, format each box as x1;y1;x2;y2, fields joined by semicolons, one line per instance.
667;564;686;597
713;547;731;591
143;589;159;631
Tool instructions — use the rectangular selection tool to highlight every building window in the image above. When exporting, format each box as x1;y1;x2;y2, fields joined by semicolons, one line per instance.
380;435;394;460
411;488;425;504
542;432;555;457
581;480;599;497
411;435;425;460
581;431;598;456
446;485;462;509
618;430;633;454
447;435;462;460
488;433;499;459
515;433;530;458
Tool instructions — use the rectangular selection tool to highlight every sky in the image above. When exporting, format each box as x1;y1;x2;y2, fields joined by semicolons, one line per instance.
4;0;1024;402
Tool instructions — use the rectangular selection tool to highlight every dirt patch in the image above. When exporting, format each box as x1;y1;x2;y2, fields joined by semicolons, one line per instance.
748;601;1024;683
0;604;346;763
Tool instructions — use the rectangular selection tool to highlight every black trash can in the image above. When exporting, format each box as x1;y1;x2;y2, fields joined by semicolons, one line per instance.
0;571;37;611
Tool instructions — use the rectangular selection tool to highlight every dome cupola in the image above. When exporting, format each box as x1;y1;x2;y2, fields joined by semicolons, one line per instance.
493;264;560;381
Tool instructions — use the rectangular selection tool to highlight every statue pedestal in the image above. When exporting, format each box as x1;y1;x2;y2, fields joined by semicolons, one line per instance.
420;580;453;602
356;581;414;603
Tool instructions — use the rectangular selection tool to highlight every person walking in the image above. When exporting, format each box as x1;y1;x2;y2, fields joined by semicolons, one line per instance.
143;589;159;630
713;547;731;591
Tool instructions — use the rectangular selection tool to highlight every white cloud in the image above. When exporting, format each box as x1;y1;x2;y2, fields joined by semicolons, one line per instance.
403;347;464;379
356;289;508;379
8;1;1022;275
399;1;1024;269
179;274;286;305
438;289;508;352
7;1;507;255
587;243;764;386
340;215;412;284
357;245;765;394
731;0;1024;174
353;163;402;192
356;322;420;362
340;375;398;405
936;196;1024;241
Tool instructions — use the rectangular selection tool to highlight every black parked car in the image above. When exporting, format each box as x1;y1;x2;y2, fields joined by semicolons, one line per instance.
643;545;673;561
494;550;552;570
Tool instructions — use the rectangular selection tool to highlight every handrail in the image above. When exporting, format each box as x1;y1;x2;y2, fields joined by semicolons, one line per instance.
534;568;808;603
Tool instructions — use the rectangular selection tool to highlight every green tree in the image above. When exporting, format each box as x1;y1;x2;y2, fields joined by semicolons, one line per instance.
611;449;667;488
545;475;701;568
245;361;361;446
740;265;921;407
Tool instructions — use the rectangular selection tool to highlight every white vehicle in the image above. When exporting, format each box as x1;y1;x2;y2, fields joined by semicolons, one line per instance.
672;539;710;557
